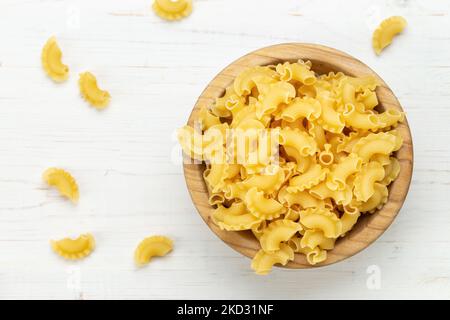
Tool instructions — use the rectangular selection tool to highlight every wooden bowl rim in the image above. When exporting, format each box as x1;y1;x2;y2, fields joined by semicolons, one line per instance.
182;43;414;269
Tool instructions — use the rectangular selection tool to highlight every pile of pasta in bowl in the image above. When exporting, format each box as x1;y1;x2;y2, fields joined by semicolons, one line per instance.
178;59;404;275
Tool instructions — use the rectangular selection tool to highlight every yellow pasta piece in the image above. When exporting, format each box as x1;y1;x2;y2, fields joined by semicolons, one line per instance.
198;106;221;131
251;244;294;275
300;229;335;250
242;165;285;194
287;163;328;192
376;109;405;129
212;202;262;231
340;211;361;236
358;182;389;213
280;97;321;122
354;161;386;202
280;128;317;157
277;186;321;209
276;60;316;85
382;157;401;185
372;16;407;55
352;132;400;163
326;153;362;190
343;103;382;130
152;0;192;21
260;220;302;252
234;66;278;97
134;236;173;266
299;208;342;239
51;233;95;260
43;168;79;203
78;72;111;109
316;91;345;133
256;81;296;119
318;144;334;166
297;246;327;265
245;187;286;220
41;37;69;82
309;181;353;206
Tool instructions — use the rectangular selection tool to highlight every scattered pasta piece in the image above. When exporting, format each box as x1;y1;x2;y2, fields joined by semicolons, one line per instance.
51;233;95;260
43;168;79;203
152;0;192;21
134;236;173;267
372;16;407;55
41;36;69;82
178;59;405;274
78;72;111;109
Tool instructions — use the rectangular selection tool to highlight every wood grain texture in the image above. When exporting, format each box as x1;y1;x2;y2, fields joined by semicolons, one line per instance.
0;0;449;299
183;43;413;268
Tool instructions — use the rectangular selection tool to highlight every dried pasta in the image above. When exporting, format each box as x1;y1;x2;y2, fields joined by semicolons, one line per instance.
51;233;95;260
43;168;79;203
372;16;407;55
41;37;69;82
152;0;192;21
178;59;405;274
78;72;111;109
134;236;173;266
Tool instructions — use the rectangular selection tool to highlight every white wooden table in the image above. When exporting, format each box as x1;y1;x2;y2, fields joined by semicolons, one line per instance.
0;0;449;300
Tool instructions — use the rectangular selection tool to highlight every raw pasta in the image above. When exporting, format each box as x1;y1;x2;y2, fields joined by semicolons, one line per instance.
51;233;95;260
43;168;79;203
78;72;111;109
134;236;173;266
372;16;407;55
41;36;69;82
152;0;192;21
178;59;405;274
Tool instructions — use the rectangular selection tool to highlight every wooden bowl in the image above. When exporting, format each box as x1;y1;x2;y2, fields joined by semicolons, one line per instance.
183;43;413;269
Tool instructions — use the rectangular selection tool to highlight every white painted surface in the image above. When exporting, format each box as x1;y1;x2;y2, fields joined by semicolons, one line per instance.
0;0;449;300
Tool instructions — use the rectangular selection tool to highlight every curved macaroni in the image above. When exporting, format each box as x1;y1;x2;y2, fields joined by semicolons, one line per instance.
78;72;111;109
251;244;294;275
134;236;173;266
260;220;302;252
287;163;328;192
51;233;95;260
299;208;342;238
41;37;69;82
372;16;407;55
43;168;79;203
152;0;192;21
212;201;262;231
354;161;386;202
245;187;286;220
280;97;321;122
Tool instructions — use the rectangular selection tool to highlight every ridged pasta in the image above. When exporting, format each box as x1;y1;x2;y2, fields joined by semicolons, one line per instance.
372;16;407;55
260;220;302;252
134;236;173;266
353;161;386;202
152;0;192;21
280;97;321;122
299;208;342;238
287;163;328;192
51;233;95;260
43;168;79;203
251;244;294;275
326;153;362;190
41;37;69;82
245;187;286;220
212;202;262;231
78;72;111;109
256;81;296;119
